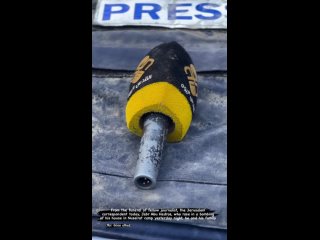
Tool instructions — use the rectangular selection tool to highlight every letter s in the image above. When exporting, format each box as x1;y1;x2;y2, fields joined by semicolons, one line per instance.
195;3;221;20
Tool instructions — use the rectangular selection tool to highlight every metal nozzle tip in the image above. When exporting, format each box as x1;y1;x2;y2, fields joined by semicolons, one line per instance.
134;175;155;189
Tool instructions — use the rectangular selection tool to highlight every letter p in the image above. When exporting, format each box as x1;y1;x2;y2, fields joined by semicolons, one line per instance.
103;4;129;20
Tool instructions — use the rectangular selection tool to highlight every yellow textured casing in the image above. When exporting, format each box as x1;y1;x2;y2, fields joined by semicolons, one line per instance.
125;82;192;142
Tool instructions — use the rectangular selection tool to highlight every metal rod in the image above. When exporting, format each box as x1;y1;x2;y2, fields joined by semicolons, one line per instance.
134;113;170;189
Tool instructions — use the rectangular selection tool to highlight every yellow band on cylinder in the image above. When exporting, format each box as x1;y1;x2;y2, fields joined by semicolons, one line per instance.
126;82;192;142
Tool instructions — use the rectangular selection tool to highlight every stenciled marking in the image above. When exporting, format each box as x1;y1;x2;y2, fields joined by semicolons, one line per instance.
128;74;153;98
181;83;195;113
